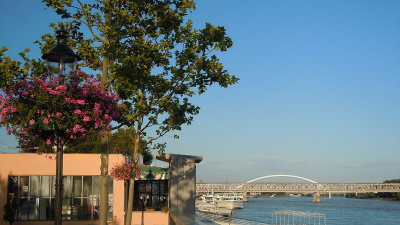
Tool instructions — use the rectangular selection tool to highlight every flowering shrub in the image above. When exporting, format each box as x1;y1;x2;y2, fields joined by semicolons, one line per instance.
110;162;142;182
0;71;120;147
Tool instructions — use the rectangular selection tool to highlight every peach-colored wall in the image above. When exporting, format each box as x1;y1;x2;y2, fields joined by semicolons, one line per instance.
0;153;168;225
131;211;169;225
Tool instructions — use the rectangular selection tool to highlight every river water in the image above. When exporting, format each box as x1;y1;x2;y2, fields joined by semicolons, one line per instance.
234;197;400;225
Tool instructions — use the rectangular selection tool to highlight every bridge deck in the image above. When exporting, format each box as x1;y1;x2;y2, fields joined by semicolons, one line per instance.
196;183;400;193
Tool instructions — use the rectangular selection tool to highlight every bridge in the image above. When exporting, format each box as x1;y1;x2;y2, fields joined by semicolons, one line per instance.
196;175;400;203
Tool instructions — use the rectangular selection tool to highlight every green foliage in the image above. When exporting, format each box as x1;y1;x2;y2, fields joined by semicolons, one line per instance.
145;168;155;180
384;179;400;183
3;0;238;152
0;47;46;88
37;0;238;147
65;128;154;165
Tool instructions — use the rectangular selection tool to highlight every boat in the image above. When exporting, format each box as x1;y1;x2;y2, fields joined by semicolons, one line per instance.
214;194;244;209
196;193;244;212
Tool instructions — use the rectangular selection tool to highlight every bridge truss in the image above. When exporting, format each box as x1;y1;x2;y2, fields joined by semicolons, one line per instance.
196;182;400;193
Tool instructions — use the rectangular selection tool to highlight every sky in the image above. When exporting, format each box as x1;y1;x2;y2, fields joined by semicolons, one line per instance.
1;0;399;183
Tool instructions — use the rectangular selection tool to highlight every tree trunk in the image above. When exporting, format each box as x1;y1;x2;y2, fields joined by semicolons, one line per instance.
125;129;141;225
124;169;135;225
99;151;109;224
99;1;111;223
99;54;110;224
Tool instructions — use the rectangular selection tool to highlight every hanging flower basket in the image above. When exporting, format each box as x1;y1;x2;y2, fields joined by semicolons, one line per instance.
0;71;121;148
110;162;142;182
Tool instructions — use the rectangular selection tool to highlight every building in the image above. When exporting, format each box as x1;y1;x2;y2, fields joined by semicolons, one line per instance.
0;153;169;225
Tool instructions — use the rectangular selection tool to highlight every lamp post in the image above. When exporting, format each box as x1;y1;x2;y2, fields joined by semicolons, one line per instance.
123;147;132;165
123;149;131;214
42;28;81;225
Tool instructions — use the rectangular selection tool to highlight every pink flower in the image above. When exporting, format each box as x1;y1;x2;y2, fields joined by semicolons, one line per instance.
46;139;51;145
76;100;85;105
73;124;83;133
6;127;12;135
83;116;90;122
55;85;66;92
43;118;49;125
74;109;82;115
8;106;16;112
29;119;35;126
56;112;62;117
64;98;71;103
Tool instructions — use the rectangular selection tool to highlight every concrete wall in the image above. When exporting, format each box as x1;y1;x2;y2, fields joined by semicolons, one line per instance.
0;153;168;225
156;152;202;224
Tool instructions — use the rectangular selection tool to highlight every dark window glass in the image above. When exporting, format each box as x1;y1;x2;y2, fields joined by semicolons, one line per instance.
63;176;72;197
38;198;50;220
160;182;165;194
18;198;29;220
7;175;112;221
20;176;29;198
133;180;168;211
41;176;50;197
138;183;145;192
8;176;18;198
51;176;56;197
83;176;92;197
28;198;38;220
30;176;39;197
152;181;159;194
72;176;82;197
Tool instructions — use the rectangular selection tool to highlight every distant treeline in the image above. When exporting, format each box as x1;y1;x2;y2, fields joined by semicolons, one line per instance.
345;179;400;201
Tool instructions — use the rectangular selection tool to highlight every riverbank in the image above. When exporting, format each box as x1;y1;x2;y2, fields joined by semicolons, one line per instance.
345;192;400;201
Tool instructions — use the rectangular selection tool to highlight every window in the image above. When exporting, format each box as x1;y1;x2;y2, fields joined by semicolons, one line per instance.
7;175;113;221
133;180;168;211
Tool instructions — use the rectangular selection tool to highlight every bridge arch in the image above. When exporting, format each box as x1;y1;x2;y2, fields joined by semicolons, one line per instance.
246;174;318;184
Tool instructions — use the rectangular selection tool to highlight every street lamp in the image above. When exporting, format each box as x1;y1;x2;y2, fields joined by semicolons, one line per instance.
124;143;143;165
42;28;80;225
123;150;132;165
42;29;81;79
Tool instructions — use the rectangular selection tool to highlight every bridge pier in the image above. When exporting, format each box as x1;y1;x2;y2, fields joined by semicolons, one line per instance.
313;192;321;203
243;191;247;202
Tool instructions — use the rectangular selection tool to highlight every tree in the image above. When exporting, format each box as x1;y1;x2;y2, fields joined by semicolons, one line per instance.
2;0;238;224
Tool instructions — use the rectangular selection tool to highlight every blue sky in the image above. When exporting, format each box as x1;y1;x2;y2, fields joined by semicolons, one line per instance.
1;0;399;183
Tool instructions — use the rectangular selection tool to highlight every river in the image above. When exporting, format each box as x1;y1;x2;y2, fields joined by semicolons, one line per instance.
234;197;400;224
